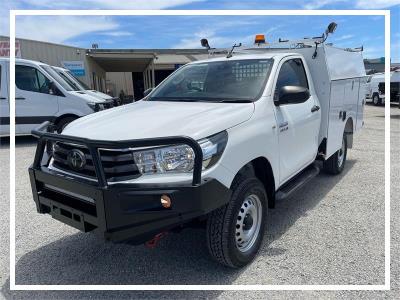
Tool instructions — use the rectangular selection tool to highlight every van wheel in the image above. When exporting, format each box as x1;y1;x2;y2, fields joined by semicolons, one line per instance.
323;133;347;175
206;177;267;268
56;116;77;133
372;94;381;106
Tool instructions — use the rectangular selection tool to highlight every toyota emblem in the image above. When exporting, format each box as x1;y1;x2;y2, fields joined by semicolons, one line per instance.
67;149;86;170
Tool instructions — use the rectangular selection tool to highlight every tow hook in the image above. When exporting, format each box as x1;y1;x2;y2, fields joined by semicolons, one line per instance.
145;232;168;249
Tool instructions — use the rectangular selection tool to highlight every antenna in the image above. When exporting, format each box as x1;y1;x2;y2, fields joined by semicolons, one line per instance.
227;43;242;58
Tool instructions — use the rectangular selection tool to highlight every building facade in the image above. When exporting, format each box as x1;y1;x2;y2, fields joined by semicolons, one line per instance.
0;36;208;100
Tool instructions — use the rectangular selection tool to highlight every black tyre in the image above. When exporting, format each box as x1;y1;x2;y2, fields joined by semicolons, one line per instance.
372;94;381;106
323;133;347;175
56;116;77;133
206;177;268;268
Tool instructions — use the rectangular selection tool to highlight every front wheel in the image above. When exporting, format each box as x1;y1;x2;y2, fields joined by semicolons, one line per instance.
206;177;268;268
323;133;347;175
372;94;381;106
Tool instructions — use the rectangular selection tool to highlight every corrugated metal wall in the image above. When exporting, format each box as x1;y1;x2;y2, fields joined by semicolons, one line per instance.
106;72;133;97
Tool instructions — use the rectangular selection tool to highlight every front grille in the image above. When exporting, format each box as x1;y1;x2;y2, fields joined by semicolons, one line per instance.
103;101;114;109
51;142;141;182
111;97;121;106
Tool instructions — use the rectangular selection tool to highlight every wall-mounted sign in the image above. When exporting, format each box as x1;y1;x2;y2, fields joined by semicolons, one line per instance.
0;40;21;57
61;60;85;76
174;64;184;70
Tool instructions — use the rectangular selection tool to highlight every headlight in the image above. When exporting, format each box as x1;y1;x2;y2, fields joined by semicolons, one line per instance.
133;145;195;174
87;102;105;112
133;131;228;175
198;131;228;169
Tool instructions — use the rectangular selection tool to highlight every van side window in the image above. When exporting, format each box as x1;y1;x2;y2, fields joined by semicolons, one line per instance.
16;65;52;94
274;59;309;102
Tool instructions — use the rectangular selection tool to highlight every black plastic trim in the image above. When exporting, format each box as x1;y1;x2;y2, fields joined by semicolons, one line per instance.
0;116;57;125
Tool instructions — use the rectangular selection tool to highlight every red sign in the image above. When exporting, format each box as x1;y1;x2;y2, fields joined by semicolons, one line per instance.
0;40;21;57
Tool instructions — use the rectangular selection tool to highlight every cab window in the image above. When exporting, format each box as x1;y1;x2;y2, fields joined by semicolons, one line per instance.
148;59;273;102
274;58;309;102
16;65;52;94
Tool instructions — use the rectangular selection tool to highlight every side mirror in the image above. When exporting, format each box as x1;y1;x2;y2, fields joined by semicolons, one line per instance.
49;81;61;96
275;86;310;105
143;88;153;97
200;38;210;49
326;22;337;35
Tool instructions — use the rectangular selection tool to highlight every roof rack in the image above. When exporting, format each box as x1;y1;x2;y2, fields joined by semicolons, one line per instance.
202;22;366;58
206;39;317;57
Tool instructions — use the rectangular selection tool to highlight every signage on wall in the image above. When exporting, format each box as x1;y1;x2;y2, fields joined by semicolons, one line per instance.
0;40;21;57
174;64;184;70
61;61;86;76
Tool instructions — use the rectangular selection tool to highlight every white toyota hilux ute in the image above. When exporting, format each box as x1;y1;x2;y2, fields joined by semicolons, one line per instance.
29;26;366;268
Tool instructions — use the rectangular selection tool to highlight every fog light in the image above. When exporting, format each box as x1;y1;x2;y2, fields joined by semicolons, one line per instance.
161;195;171;208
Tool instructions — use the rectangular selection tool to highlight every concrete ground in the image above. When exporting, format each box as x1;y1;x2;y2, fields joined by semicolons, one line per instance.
0;104;398;299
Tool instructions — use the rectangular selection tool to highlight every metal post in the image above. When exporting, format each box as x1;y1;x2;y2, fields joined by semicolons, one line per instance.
151;59;155;88
143;68;148;90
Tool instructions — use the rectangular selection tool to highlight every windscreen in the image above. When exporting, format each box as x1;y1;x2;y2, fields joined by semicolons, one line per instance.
65;70;91;90
148;59;273;102
41;65;77;91
51;67;84;91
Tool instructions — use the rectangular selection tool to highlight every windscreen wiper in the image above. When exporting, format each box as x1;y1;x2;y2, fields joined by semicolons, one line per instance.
150;98;199;102
216;99;253;103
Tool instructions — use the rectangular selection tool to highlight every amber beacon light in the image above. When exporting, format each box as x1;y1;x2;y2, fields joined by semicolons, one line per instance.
254;34;266;44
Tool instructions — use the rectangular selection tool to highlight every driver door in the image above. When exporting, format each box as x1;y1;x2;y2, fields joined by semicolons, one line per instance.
15;64;59;134
273;58;320;185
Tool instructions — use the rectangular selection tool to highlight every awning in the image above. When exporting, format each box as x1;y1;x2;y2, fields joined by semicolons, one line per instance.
87;51;156;72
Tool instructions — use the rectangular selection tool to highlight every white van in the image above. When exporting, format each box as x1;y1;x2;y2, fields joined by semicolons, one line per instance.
366;72;385;105
51;66;121;106
0;58;115;136
366;71;400;105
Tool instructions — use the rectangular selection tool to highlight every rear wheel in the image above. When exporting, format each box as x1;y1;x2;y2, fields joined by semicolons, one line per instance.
323;133;347;175
206;177;268;268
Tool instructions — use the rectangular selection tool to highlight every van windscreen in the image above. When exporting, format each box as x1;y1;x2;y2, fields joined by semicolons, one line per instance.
41;65;76;91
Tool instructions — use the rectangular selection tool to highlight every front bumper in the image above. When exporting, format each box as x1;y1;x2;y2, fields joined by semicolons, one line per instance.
29;167;230;243
28;122;231;244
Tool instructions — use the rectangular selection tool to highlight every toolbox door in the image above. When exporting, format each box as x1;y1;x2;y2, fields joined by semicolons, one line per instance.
326;80;345;158
356;77;366;131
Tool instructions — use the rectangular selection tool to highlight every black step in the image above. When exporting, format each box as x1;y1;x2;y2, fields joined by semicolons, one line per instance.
276;163;320;201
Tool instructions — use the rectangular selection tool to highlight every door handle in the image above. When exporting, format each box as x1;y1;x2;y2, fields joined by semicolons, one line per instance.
15;97;25;100
311;105;320;113
279;121;288;128
339;111;346;121
0;97;6;100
